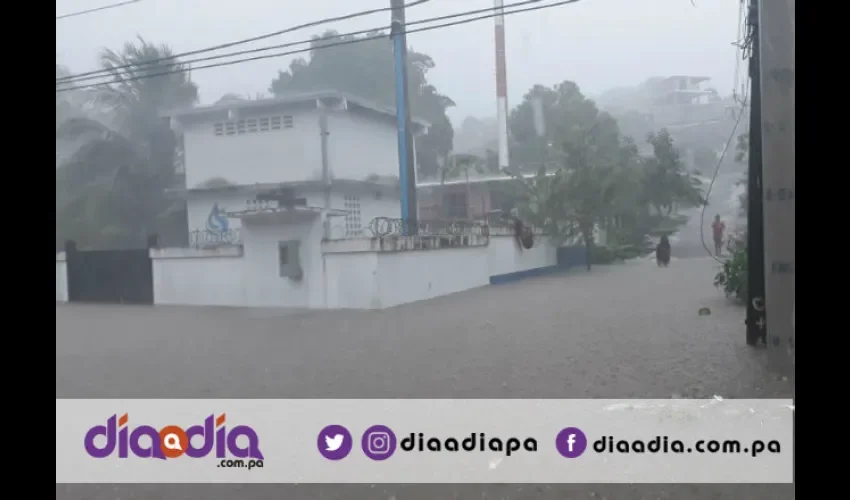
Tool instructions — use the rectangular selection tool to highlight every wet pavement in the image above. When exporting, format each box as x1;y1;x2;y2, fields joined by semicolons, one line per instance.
56;257;794;499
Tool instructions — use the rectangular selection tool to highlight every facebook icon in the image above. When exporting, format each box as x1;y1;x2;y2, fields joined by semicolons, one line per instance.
555;427;588;458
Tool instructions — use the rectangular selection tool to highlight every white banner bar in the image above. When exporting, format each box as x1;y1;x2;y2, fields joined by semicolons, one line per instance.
56;399;793;483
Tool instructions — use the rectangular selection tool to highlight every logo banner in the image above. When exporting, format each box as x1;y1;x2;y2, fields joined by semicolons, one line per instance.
56;399;794;484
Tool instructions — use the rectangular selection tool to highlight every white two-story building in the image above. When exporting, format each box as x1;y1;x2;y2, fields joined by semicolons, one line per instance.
57;90;569;310
165;90;429;245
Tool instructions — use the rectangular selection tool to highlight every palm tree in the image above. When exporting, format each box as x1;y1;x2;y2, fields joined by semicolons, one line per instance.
56;37;199;249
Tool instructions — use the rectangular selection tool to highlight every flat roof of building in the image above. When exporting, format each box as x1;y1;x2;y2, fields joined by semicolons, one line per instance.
162;89;430;130
663;75;711;83
169;178;400;198
416;171;552;188
169;171;551;198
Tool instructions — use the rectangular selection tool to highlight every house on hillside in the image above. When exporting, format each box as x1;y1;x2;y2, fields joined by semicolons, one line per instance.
651;76;719;105
645;75;729;128
163;90;430;245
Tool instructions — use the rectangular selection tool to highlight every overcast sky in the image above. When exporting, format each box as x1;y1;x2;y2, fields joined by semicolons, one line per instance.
56;0;742;122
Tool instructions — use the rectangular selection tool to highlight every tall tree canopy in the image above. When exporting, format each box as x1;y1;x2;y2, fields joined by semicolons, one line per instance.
269;30;455;179
642;129;705;216
507;81;705;268
56;37;198;249
508;82;621;170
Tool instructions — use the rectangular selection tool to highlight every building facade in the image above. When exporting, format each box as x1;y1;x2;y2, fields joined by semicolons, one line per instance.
164;90;429;245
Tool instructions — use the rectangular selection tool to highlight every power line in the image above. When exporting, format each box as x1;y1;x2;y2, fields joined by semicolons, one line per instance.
56;0;576;93
57;0;433;83
56;0;142;20
698;0;753;262
59;0;545;86
731;0;755;107
698;100;745;263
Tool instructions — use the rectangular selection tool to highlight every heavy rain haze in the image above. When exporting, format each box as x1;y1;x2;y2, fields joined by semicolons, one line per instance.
57;0;739;118
56;0;793;498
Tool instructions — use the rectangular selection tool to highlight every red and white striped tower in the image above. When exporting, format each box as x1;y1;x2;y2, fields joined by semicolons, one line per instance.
494;0;510;171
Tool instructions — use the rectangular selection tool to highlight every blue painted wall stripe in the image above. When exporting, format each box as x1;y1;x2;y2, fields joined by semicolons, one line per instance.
489;245;588;285
489;265;568;285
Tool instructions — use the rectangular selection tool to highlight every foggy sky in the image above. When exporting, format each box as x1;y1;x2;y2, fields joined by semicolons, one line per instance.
56;0;741;122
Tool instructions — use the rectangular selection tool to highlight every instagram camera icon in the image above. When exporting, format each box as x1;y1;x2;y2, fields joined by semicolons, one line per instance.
361;425;396;460
368;432;390;454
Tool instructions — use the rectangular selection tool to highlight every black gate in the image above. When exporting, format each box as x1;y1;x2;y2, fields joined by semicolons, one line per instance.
65;240;154;305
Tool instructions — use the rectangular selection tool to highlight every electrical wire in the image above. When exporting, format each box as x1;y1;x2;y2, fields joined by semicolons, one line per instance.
58;1;470;87
699;0;754;262
57;0;434;83
57;0;142;20
57;0;540;85
699;99;745;264
731;0;745;105
731;0;755;106
56;0;528;89
56;0;579;93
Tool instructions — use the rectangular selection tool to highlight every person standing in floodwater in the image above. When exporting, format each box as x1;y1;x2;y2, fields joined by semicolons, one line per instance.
656;235;671;267
711;214;726;256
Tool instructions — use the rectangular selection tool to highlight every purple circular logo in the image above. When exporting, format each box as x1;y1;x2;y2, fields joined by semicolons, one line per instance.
555;427;587;458
361;424;396;461
317;424;353;460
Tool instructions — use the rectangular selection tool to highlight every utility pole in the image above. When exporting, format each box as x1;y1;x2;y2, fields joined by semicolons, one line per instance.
494;0;511;172
757;0;795;375
390;0;418;234
745;0;766;348
319;104;331;239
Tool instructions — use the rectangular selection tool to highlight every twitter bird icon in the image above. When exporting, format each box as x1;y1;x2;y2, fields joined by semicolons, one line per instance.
317;425;352;460
325;434;344;451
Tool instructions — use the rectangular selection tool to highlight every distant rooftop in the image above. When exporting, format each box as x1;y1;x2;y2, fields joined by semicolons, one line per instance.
162;89;430;130
663;75;711;83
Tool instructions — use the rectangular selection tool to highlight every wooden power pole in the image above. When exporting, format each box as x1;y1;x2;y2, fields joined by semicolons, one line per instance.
757;0;795;375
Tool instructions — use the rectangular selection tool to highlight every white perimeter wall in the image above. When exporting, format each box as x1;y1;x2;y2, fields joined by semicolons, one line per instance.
322;234;555;309
487;234;557;278
151;217;325;308
324;244;491;309
376;247;491;308
241;220;325;308
324;252;380;309
58;231;562;310
151;246;247;306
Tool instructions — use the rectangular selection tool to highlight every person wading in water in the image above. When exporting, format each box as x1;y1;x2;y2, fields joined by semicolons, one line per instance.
711;214;726;256
656;235;671;267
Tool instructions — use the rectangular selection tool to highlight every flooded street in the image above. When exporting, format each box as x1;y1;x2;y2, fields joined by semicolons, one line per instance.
56;257;793;499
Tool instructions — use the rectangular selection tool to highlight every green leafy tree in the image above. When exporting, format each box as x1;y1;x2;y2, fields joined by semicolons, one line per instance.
269;30;455;178
642;129;705;217
508;82;638;270
508;82;620;170
506;83;708;268
714;231;748;301
56;37;198;249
